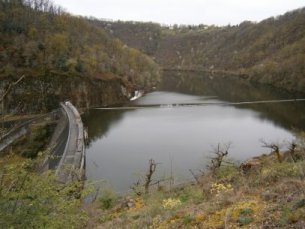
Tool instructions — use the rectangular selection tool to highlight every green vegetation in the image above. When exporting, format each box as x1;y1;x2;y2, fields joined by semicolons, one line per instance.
21;123;55;158
0;155;88;228
0;0;160;84
99;188;117;210
0;111;90;228
0;0;160;113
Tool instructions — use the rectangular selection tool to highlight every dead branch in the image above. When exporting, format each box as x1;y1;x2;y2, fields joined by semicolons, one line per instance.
144;159;157;194
130;180;142;196
149;177;172;186
288;141;297;162
261;139;282;162
208;143;230;173
189;169;201;185
0;75;26;103
91;186;101;203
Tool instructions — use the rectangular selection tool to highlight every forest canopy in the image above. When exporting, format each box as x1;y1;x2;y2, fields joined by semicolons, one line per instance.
0;0;160;89
95;8;305;92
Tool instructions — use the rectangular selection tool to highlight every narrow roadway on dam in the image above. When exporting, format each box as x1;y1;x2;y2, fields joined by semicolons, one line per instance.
55;101;85;183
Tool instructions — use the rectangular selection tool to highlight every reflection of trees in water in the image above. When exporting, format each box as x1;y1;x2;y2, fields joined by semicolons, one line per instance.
83;71;305;145
82;110;125;147
161;71;305;131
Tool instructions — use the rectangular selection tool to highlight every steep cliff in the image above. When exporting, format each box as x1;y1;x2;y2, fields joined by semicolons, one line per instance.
1;74;132;114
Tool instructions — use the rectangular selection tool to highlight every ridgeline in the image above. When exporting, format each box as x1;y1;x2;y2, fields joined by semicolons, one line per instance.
93;8;305;93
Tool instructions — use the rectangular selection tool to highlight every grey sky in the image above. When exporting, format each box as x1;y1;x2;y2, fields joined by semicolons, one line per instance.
52;0;305;25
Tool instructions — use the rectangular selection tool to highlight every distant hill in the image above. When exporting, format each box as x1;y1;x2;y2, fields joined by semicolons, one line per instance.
93;8;305;93
0;0;160;113
90;20;162;56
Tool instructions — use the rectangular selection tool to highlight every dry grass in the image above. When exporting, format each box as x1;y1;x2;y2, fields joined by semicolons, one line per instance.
86;145;305;228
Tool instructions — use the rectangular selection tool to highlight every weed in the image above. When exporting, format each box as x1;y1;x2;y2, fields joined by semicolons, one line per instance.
261;162;300;183
183;214;194;225
99;189;117;210
237;208;254;226
215;164;239;181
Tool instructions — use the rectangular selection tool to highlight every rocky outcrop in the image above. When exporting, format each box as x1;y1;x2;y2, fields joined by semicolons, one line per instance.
1;74;132;114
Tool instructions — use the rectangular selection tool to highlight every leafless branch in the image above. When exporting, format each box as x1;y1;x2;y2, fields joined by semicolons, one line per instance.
189;169;201;185
288;141;297;162
208;143;230;172
260;139;282;162
0;75;26;103
144;159;157;194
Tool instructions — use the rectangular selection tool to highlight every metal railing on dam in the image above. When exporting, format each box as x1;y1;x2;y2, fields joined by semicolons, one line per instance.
54;101;86;183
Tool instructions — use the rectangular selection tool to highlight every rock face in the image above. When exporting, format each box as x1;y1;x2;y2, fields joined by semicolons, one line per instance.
1;74;131;114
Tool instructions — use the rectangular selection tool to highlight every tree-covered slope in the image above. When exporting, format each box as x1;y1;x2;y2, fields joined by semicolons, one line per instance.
94;8;305;93
156;9;305;92
90;20;162;56
0;0;160;112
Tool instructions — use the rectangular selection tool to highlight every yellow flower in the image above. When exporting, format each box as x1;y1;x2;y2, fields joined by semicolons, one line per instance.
162;198;182;209
210;182;234;196
128;198;144;212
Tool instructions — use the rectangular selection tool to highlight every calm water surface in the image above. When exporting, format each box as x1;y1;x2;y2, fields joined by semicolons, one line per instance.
83;72;305;193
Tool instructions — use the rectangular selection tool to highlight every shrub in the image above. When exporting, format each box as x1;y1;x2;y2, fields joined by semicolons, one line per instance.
0;160;88;228
215;164;239;181
261;162;300;183
237;208;254;226
99;189;117;210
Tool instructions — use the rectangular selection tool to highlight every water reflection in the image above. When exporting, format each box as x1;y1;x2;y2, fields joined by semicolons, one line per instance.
161;71;305;131
83;71;305;193
82;110;125;147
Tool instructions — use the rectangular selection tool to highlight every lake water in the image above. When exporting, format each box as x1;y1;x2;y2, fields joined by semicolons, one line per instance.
83;71;305;193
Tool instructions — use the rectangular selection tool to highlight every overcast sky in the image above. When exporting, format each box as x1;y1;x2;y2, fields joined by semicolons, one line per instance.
52;0;305;25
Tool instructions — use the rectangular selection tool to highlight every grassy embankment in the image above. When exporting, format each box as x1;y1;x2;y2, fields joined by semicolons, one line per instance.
87;135;305;228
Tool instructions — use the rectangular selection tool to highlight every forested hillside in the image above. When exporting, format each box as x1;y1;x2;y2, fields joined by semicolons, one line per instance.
90;20;162;56
95;8;305;93
0;0;160;113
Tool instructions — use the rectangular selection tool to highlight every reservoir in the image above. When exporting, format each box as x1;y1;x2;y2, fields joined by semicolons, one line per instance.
83;71;305;193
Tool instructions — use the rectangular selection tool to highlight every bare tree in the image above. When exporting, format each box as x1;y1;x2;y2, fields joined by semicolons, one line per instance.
288;141;297;162
260;139;282;163
144;159;157;194
208;143;230;173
